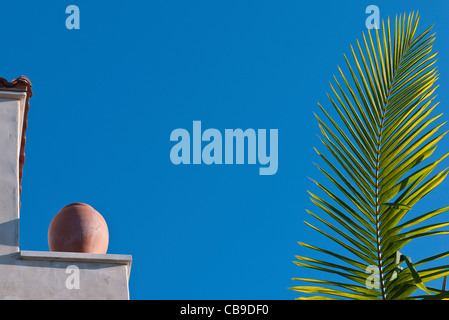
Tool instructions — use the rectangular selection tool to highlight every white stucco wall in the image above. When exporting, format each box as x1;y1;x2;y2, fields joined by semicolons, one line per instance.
0;251;132;300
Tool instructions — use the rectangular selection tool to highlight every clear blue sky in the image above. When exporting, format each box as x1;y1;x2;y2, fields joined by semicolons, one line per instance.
2;0;449;299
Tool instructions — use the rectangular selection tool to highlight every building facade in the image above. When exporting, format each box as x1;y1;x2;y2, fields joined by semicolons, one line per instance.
0;77;132;299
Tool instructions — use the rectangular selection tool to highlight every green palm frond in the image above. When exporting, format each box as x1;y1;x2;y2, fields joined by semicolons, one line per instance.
289;12;449;300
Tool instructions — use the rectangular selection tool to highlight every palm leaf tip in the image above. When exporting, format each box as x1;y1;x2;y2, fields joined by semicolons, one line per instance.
292;11;449;300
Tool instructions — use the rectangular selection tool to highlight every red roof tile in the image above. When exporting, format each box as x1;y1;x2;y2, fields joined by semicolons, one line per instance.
0;76;33;197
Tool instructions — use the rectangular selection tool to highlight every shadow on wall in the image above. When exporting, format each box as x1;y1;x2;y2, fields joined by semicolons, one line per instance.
0;219;18;247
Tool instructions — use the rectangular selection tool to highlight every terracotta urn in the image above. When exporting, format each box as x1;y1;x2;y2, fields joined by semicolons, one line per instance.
48;203;109;254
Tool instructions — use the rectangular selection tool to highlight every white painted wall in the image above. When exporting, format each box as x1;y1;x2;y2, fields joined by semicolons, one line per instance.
0;94;23;255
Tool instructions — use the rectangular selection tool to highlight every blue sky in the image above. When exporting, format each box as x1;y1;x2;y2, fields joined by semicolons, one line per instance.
2;0;449;299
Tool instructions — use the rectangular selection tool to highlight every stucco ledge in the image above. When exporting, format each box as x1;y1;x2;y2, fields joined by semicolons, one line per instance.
19;250;132;276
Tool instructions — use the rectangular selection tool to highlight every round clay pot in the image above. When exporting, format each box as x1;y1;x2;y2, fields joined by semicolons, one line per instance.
48;203;109;254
